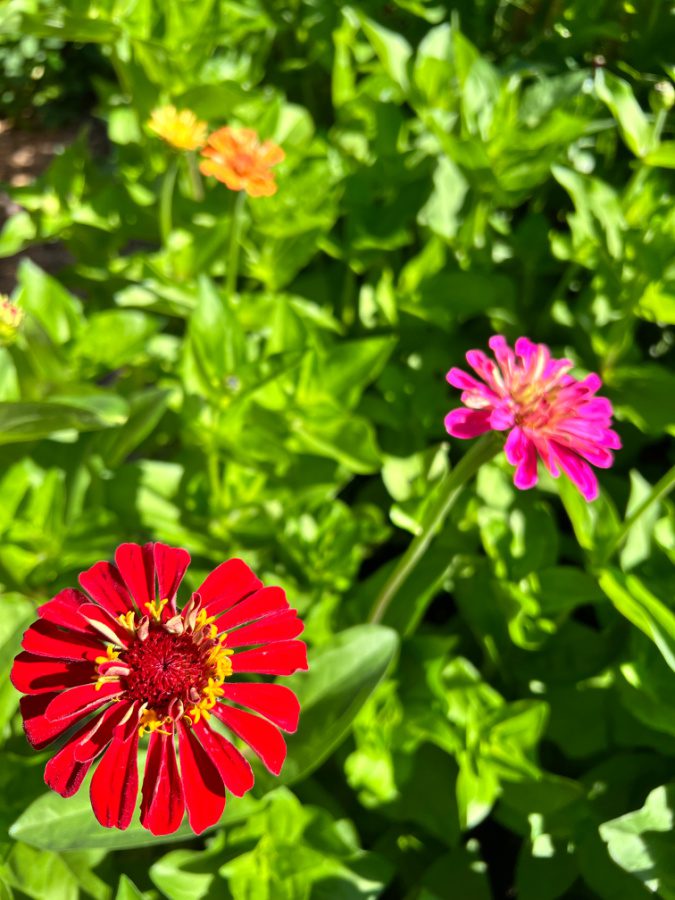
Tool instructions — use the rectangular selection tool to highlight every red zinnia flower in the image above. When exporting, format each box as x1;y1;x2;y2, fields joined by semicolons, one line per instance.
445;335;621;501
11;543;307;836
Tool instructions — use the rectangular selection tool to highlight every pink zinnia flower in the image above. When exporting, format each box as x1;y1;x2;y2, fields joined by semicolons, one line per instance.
445;335;621;501
11;543;307;836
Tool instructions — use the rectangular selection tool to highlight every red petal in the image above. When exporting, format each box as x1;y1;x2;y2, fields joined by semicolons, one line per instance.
44;727;95;797
73;700;132;762
154;543;190;613
78;603;130;646
38;589;91;634
219;683;300;733
90;729;139;829
231;640;308;676
21;693;82;749
216;586;288;631
115;702;141;742
177;721;226;834
11;652;94;695
79;560;134;617
225;610;304;648
115;543;156;612
198;559;262;618
193;720;254;797
21;619;105;662
213;704;287;775
140;732;185;835
44;681;122;722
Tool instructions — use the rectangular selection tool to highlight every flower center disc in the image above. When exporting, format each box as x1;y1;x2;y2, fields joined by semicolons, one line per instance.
122;627;210;714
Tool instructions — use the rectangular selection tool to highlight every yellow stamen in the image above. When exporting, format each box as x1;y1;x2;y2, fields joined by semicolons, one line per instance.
145;597;169;622
117;611;136;632
138;707;172;737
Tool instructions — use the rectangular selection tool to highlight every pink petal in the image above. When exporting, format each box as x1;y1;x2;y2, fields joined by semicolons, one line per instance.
551;443;599;501
220;683;300;733
177;721;226;834
504;427;539;490
444;407;493;439
446;367;486;392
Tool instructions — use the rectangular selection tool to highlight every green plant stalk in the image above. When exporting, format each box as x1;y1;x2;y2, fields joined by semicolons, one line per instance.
159;157;179;246
369;433;502;625
186;151;204;202
604;463;675;560
226;191;246;299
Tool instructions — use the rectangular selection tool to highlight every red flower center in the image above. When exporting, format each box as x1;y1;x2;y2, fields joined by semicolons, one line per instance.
122;627;210;712
95;604;234;736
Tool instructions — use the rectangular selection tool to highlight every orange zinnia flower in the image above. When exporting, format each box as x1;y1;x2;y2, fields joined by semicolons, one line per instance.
148;105;208;151
199;127;284;197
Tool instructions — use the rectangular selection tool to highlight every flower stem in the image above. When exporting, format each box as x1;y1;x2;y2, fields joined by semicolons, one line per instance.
186;151;204;202
159;157;179;246
604;463;675;560
226;191;246;299
369;433;502;625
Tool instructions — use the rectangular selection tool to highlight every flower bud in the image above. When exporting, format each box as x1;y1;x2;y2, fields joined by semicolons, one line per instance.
0;296;25;345
650;81;675;113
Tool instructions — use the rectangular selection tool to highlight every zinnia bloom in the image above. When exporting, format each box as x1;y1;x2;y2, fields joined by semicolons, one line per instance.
0;295;24;345
445;335;621;501
11;543;307;836
199;127;284;197
148;105;208;151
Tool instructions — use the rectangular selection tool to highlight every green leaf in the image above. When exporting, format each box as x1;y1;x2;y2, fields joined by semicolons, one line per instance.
417;156;469;241
360;16;412;93
114;876;148;900
0;397;128;445
599;784;675;898
276;625;399;785
599;570;675;672
606;364;675;435
645;141;675;168
10;782;261;852
595;70;653;158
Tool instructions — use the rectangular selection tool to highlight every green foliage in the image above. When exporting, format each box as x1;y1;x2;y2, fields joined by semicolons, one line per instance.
0;0;673;897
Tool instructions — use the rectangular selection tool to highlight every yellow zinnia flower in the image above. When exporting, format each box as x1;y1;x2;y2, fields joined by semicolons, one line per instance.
148;105;208;151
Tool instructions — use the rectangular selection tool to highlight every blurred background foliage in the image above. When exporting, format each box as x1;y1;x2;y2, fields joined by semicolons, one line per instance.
0;0;674;897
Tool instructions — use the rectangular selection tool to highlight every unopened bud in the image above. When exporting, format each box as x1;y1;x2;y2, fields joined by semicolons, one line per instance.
0;296;24;345
650;81;675;113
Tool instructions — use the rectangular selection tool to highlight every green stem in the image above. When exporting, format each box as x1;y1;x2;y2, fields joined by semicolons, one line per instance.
226;191;246;299
159;157;179;246
186;151;204;202
369;433;502;625
604;463;675;560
